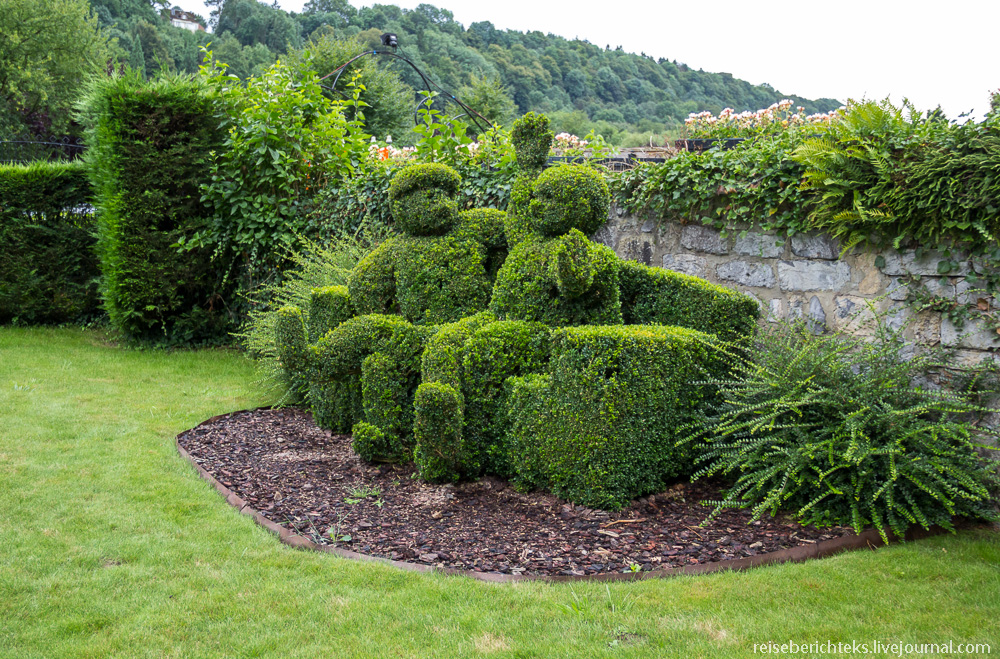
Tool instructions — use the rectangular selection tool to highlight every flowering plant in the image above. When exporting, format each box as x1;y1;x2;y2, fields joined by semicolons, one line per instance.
685;99;842;138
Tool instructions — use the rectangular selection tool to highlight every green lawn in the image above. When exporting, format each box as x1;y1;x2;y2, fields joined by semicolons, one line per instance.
1;327;997;658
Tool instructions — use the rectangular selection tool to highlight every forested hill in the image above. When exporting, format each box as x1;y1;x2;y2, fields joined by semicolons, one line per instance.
88;0;841;142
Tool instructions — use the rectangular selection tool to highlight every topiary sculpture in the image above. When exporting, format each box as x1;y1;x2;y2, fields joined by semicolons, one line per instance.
276;112;761;509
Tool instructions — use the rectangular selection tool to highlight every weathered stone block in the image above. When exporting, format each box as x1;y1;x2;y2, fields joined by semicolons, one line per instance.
887;278;909;301
734;231;783;258
791;234;839;260
622;239;653;266
789;296;827;333
680;225;729;255
661;254;707;278
640;219;655;233
767;298;782;323
833;295;875;333
879;249;971;276
778;260;852;292
715;260;776;288
592;220;619;250
941;316;1000;350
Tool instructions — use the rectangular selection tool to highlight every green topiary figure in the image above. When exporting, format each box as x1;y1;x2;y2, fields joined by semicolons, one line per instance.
490;151;621;326
349;162;507;325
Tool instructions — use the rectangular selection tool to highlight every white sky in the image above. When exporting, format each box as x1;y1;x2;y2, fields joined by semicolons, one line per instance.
186;0;1000;120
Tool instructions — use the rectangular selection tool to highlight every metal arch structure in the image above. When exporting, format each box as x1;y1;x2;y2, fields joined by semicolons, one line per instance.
318;48;494;135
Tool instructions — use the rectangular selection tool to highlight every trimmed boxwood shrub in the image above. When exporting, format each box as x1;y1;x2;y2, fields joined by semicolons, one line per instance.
414;311;497;481
461;320;552;478
508;324;718;510
0;161;99;324
350;164;508;326
312;314;434;456
490;234;622;327
529;166;610;238
307;285;353;343
388;163;461;236
618;259;760;340
79;72;230;345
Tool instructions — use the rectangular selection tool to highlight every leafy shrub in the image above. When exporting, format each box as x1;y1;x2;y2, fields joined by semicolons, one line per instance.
618;259;760;340
613;130;810;238
0;161;99;324
529;165;611;237
413;381;465;482
78;70;230;345
682;314;1000;542
197;50;371;291
461;320;551;477
508;324;717;510
350;164;506;326
235;230;380;401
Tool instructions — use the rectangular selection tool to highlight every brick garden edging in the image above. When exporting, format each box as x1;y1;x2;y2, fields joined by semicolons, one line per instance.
176;409;944;583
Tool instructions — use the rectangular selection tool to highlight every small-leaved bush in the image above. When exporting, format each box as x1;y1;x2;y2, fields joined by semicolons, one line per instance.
235;227;387;401
681;311;1000;542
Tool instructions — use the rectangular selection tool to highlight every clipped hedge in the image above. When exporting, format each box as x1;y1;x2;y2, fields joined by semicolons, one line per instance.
350;164;508;326
618;259;760;340
508;324;718;510
0;161;99;324
79;72;230;345
490;234;623;327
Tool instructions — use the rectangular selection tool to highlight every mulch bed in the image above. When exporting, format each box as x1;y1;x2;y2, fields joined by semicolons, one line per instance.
177;407;855;577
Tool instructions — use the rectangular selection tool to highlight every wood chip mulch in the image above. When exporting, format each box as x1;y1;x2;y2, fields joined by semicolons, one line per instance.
177;407;855;577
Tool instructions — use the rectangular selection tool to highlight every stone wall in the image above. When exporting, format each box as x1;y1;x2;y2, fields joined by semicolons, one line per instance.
595;209;1000;368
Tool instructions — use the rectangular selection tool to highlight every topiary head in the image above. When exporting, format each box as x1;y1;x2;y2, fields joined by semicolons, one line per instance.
512;112;554;172
389;163;461;236
528;165;611;237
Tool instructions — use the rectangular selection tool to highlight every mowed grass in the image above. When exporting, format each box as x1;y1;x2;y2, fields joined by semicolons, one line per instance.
0;327;998;659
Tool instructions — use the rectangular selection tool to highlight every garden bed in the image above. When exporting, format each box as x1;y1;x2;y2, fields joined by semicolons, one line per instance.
177;407;857;577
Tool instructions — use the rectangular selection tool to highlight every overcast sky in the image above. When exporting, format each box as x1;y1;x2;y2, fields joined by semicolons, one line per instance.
186;0;1000;120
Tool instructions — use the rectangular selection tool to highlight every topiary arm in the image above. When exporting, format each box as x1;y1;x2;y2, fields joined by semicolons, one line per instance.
307;285;353;343
347;238;400;316
551;229;597;299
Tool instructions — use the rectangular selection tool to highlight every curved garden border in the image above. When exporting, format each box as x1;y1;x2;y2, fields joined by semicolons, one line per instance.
176;409;944;583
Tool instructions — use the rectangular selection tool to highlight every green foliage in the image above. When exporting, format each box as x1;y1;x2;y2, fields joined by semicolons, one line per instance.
393;233;495;324
285;31;412;140
234;230;380;401
197;50;371;290
530;166;611;237
794;99;916;247
618;259;760;340
413;381;465;482
0;0;110;135
78;70;230;345
490;236;622;327
350;164;505;325
509;324;716;510
458;73;517;127
348;239;400;316
411;92;476;166
308;285;353;342
511;111;553;171
0;162;100;324
462;320;551;477
273;305;308;392
681;315;1000;542
388;163;461;235
613;130;810;237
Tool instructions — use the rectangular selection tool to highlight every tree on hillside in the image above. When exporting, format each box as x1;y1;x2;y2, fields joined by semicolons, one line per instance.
0;0;111;136
215;0;303;54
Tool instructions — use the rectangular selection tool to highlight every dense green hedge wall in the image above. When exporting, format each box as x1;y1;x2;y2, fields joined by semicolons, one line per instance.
508;324;717;510
618;260;760;340
79;72;231;345
0;162;100;324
